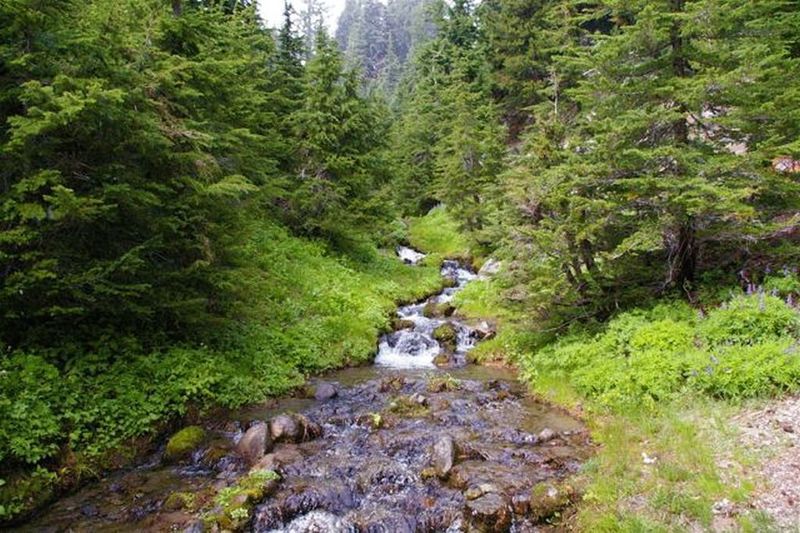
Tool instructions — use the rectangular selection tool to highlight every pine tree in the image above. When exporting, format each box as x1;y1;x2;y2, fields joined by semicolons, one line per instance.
504;0;800;323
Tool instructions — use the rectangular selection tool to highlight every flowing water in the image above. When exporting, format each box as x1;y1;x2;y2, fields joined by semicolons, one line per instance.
20;249;591;533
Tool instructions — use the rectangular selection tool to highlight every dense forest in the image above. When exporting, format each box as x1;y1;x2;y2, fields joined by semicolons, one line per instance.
2;0;800;529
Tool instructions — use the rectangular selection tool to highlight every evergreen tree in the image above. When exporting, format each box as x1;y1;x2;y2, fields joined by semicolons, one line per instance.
504;0;800;323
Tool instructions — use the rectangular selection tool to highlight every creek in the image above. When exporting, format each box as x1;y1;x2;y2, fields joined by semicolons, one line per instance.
21;248;591;532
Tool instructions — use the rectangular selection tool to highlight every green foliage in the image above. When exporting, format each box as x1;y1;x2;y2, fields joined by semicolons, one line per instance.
407;206;472;260
700;294;800;346
526;295;800;408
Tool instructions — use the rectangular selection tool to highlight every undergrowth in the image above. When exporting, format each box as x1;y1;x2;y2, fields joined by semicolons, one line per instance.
0;220;442;521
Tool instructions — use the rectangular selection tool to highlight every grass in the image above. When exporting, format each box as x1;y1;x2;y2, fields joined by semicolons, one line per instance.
407;205;473;262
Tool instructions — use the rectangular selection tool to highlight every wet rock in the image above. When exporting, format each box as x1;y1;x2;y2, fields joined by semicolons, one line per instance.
537;428;557;443
379;376;406;392
80;504;98;518
464;483;499;500
283;510;354;532
392;318;416;330
281;479;355;518
270;414;322;443
449;461;534;494
350;508;416;532
271;415;300;442
433;352;454;367
356;459;416;492
164;426;206;462
183;520;204;533
313;382;338;401
355;412;383;429
511;492;531;515
237;421;273;465
433;323;458;352
431;435;456;478
422;301;455;318
529;482;576;523
466;492;512;532
472;321;497;341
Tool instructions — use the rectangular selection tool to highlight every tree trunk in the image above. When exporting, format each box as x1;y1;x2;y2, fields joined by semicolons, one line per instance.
171;0;182;16
670;219;697;288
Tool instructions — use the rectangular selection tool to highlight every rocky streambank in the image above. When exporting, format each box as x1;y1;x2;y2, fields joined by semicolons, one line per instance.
22;368;590;532
20;253;592;532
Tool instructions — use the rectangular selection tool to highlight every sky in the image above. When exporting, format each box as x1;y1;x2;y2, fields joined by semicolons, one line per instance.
258;0;348;29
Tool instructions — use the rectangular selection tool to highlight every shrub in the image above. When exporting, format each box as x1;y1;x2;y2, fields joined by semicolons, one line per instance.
687;341;800;399
700;294;800;347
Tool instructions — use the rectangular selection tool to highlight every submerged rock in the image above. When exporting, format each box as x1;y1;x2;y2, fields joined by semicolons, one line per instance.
164;426;206;462
237;421;273;465
282;510;354;532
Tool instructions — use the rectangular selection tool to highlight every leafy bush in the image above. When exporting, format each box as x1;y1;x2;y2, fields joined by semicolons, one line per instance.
700;294;800;346
525;294;800;409
687;341;800;399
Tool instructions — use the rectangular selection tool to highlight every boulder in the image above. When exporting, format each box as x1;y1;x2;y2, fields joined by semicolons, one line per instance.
237;422;273;465
431;435;456;478
422;301;455;318
164;426;206;462
270;414;322;443
466;492;512;532
314;382;338;401
270;415;299;442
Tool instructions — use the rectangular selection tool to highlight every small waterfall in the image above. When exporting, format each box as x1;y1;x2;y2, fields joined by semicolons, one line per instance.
375;251;478;368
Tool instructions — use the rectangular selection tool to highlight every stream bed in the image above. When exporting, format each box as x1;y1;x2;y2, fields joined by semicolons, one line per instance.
20;249;592;532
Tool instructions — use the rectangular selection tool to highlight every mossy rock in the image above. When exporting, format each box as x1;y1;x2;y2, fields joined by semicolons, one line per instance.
422;301;455;318
433;323;458;352
432;353;453;367
164;426;206;462
0;468;56;523
427;375;460;392
208;469;280;531
529;481;576;523
392;318;416;330
386;394;430;418
163;491;196;511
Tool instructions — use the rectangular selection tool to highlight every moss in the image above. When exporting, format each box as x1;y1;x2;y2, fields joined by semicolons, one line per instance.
422;301;454;318
427;375;460;392
529;481;575;523
163;491;196;511
433;323;458;352
386;395;430;418
164;426;206;462
392;318;416;330
206;469;280;531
